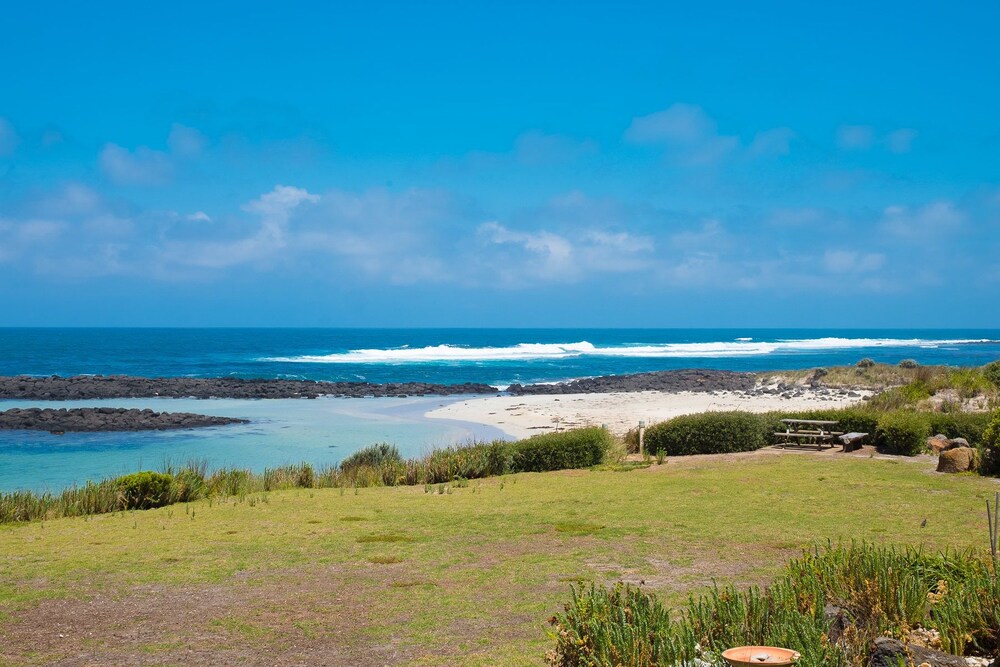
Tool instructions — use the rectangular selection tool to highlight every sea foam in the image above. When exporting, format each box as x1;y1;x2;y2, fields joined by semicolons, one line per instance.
262;337;995;364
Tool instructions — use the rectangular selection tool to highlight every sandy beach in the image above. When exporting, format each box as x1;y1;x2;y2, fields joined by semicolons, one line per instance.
426;388;873;439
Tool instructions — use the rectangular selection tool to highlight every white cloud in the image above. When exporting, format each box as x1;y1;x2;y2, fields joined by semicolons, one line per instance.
625;104;717;144
167;185;319;268
881;200;964;239
748;127;795;156
99;143;174;185
478;220;653;285
514;130;597;166
823;250;884;273
167;123;206;157
837;125;875;150
671;220;728;251
838;125;918;153
885;128;917;154
186;211;212;223
625;103;789;165
0;117;19;156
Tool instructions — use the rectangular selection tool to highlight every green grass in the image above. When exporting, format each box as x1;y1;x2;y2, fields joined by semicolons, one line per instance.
1;452;998;666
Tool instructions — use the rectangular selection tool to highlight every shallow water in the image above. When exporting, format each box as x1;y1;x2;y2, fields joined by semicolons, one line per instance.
0;396;508;492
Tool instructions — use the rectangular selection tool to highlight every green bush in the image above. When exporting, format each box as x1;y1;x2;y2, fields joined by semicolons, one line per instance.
856;358;875;368
874;412;929;456
645;411;769;456
980;410;1000;476
114;471;173;510
510;427;613;472
926;412;991;446
983;360;1000;389
898;359;919;369
340;443;402;471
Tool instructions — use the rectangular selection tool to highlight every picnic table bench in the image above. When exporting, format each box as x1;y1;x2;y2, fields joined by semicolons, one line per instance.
774;419;843;450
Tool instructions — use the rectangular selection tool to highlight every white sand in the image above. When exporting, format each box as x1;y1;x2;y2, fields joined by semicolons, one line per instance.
426;389;872;439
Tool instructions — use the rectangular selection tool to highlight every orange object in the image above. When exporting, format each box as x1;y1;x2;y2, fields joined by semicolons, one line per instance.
721;646;800;666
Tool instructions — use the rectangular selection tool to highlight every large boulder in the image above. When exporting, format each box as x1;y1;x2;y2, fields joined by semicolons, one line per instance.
936;447;977;473
869;637;966;667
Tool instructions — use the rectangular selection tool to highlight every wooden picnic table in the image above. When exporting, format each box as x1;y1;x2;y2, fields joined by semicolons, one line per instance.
775;419;843;450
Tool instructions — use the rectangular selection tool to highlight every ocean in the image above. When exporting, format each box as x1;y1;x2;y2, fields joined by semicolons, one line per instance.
1;328;998;492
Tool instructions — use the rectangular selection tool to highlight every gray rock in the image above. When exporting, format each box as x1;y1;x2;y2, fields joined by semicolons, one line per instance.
869;637;966;667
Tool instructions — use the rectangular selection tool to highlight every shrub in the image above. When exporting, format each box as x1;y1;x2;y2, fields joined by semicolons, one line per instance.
114;471;173;510
510;427;613;472
340;443;401;471
874;411;929;456
984;360;1000;389
926;412;991;446
645;411;769;456
898;359;919;369
980;410;1000;476
856;358;875;368
866;381;932;411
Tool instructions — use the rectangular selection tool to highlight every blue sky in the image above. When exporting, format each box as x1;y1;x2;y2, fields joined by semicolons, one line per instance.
1;1;998;327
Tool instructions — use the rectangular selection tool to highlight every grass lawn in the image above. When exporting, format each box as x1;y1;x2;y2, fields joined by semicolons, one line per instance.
1;450;997;666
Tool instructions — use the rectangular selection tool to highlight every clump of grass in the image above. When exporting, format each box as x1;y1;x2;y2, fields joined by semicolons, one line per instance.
553;522;604;536
368;555;404;564
339;515;366;522
547;542;1000;667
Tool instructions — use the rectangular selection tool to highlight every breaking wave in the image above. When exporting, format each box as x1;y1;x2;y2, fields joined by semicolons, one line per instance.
262;337;995;364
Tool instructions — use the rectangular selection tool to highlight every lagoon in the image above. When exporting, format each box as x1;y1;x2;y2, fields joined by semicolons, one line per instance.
0;396;508;492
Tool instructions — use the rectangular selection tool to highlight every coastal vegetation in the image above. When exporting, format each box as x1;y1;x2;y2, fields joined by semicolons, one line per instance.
547;542;1000;667
0;428;614;524
1;452;996;665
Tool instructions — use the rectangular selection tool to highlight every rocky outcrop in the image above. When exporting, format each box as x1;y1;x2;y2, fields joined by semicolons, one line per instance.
0;375;499;400
936;447;977;473
928;434;951;454
0;407;248;432
507;369;758;395
869;637;967;667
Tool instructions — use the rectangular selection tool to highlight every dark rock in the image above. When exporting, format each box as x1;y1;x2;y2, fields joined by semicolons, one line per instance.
946;437;970;450
823;604;853;644
869;637;966;667
0;375;499;400
506;369;758;396
0;408;249;433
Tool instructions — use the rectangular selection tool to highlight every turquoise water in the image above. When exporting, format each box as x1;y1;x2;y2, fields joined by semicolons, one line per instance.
0;396;506;492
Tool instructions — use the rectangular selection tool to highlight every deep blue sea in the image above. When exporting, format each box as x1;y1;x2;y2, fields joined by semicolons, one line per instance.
1;328;998;492
2;328;998;387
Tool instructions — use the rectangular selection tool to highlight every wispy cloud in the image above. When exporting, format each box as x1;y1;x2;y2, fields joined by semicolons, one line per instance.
837;125;917;153
625;103;791;165
99;144;174;185
164;185;319;269
880;200;964;239
99;123;208;185
0;117;19;156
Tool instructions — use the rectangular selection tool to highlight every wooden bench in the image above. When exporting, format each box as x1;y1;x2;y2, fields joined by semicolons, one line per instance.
774;419;841;450
838;432;869;452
